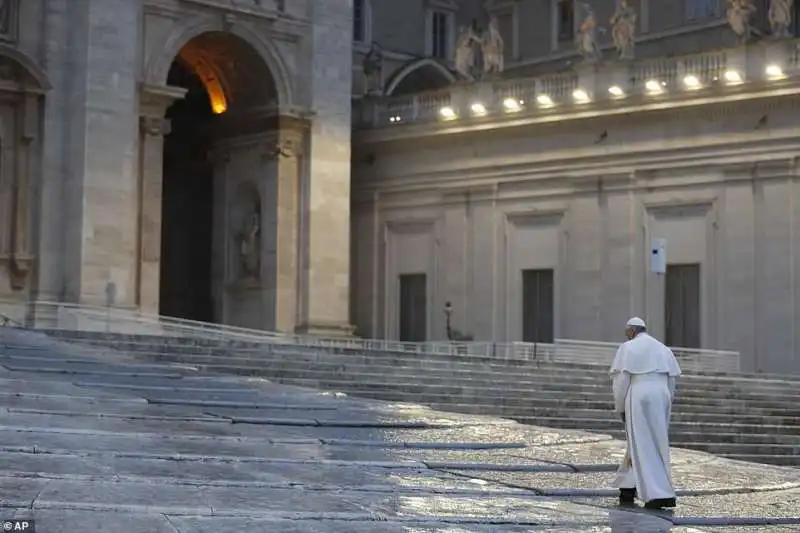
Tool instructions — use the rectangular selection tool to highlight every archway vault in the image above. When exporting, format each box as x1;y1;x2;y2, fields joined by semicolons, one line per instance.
144;17;294;107
173;31;278;115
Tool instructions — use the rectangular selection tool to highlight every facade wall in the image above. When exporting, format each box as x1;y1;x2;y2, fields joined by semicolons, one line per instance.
352;97;800;374
3;0;355;336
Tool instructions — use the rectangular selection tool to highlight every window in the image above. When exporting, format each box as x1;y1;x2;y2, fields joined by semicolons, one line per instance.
353;0;367;42
431;11;449;59
684;0;718;21
557;0;575;41
521;269;555;343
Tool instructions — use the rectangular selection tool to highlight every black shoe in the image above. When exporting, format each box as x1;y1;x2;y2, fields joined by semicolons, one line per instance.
619;488;636;506
644;497;676;509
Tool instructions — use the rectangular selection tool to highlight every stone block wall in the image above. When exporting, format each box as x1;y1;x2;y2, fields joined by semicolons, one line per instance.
352;96;800;374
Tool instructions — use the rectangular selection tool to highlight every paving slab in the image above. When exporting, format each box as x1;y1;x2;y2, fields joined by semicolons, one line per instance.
1;327;800;532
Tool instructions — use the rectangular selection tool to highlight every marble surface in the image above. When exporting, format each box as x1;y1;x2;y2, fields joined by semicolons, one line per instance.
1;328;799;532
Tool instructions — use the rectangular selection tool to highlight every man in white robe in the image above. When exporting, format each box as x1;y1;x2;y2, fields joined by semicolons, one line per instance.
610;317;681;510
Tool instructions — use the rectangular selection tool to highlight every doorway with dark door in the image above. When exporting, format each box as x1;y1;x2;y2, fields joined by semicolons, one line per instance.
522;268;555;343
664;263;701;348
399;273;427;342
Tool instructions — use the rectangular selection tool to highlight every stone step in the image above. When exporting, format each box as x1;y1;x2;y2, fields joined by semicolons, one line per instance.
720;454;800;466
671;441;800;456
604;430;800;445
134;345;800;385
260;377;800;416
105;349;800;397
35;332;800;383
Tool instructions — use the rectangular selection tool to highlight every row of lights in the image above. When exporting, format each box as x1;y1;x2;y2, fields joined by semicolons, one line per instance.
386;64;788;123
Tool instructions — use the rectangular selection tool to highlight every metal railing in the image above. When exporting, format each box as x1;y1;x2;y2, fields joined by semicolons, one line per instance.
0;299;740;372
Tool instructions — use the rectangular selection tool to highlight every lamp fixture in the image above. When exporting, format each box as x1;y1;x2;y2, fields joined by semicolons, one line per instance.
439;106;457;119
536;94;554;106
645;79;664;94
470;102;487;116
608;85;625;97
503;97;523;111
723;70;743;84
682;75;701;89
572;89;591;103
765;64;785;80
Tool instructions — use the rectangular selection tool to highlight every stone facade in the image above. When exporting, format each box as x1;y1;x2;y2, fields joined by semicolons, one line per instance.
352;36;800;374
7;0;800;372
4;0;354;336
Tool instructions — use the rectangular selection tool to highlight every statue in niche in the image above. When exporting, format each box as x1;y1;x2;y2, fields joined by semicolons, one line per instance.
726;0;756;43
768;0;793;38
575;4;602;63
237;206;261;280
362;42;385;95
454;25;480;80
610;0;637;60
480;16;505;75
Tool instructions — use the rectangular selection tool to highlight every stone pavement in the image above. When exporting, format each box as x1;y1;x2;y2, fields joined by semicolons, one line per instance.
1;329;799;532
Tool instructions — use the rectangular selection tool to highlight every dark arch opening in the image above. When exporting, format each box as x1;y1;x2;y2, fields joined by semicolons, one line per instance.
159;60;215;321
159;31;279;322
390;66;453;96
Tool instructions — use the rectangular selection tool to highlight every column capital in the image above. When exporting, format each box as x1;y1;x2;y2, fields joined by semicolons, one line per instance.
139;116;171;137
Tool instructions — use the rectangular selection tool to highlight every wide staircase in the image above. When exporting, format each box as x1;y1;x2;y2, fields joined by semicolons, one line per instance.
38;329;800;468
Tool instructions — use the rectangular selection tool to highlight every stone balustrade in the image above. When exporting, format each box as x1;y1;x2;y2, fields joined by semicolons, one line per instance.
356;38;800;130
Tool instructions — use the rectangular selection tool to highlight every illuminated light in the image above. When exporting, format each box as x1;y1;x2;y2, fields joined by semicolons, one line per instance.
439;106;457;119
645;79;664;94
388;116;403;123
470;102;487;116
503;97;523;111
766;64;785;79
608;85;625;97
536;94;554;106
723;70;743;84
572;89;591;103
682;75;701;89
178;46;229;115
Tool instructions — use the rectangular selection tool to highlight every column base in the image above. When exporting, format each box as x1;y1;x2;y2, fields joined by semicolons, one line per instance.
295;321;357;338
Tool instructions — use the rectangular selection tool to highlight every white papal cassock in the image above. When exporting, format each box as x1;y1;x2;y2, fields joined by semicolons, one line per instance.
610;329;681;504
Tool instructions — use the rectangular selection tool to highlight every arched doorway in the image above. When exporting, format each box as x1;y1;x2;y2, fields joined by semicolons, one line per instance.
156;31;279;323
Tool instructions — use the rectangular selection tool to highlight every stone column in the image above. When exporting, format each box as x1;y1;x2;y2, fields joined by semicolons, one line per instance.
270;127;303;332
8;94;39;291
137;85;185;314
299;0;355;337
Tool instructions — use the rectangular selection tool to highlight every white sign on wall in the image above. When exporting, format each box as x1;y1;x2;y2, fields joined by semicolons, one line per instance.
650;238;667;274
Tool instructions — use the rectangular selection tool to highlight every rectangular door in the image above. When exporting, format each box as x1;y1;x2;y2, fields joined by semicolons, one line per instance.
665;263;701;348
399;273;427;342
522;269;555;343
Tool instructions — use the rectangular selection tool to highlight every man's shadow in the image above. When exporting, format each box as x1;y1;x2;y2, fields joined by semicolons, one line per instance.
609;507;674;532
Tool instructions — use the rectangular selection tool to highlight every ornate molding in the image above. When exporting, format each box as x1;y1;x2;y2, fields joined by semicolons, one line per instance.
139;116;172;137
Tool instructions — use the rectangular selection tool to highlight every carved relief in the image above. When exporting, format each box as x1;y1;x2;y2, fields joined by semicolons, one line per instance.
362;43;384;96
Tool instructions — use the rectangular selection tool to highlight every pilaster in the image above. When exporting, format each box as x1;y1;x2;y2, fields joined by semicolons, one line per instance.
136;84;186;314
